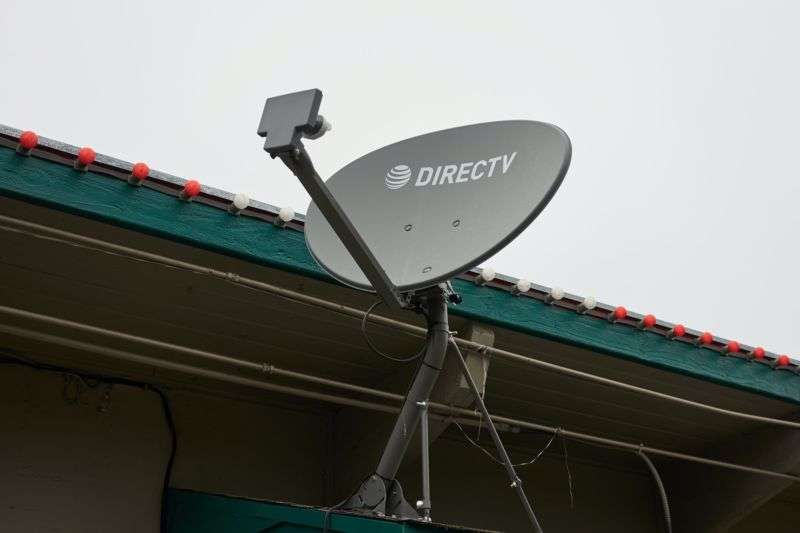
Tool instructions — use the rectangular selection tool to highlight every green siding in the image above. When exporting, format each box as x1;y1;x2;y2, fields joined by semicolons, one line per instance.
166;489;453;532
1;145;797;404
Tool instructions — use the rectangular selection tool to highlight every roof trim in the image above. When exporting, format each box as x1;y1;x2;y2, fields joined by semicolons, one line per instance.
1;132;797;404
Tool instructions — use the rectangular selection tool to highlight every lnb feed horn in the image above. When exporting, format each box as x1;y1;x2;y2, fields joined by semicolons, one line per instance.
257;89;329;157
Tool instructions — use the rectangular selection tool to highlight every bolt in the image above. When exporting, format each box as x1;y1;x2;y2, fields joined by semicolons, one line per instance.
452;219;460;227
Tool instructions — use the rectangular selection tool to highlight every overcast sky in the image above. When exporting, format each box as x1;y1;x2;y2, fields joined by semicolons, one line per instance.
2;1;797;356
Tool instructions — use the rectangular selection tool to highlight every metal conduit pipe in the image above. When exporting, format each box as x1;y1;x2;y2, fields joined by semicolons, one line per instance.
6;300;800;461
0;304;400;403
0;322;400;415
3;213;800;432
1;321;799;484
1;215;799;434
638;450;673;533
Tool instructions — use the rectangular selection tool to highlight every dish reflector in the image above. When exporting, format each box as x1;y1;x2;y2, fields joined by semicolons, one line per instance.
305;120;571;292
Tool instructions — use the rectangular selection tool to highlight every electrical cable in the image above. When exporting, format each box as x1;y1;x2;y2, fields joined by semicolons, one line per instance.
3;323;800;533
560;432;575;509
321;494;350;533
2;210;800;526
1;214;798;435
361;300;427;363
452;419;557;468
0;352;177;533
2;319;799;484
156;387;178;533
319;473;376;533
637;449;672;533
0;304;401;404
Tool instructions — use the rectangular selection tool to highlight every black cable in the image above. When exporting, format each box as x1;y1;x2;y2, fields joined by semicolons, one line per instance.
560;432;575;509
321;495;350;533
321;473;375;533
360;300;427;363
0;353;177;533
452;419;557;468
637;449;672;533
153;386;177;533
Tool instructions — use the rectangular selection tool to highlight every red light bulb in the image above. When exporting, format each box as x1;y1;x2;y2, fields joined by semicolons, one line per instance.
17;130;39;154
181;180;201;199
19;130;39;150
77;147;96;167
131;162;149;182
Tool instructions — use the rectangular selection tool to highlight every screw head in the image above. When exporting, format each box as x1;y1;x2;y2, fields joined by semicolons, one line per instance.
452;219;461;227
422;266;432;273
404;224;413;231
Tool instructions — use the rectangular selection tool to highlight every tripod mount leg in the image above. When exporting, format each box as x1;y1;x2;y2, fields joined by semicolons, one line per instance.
448;337;544;532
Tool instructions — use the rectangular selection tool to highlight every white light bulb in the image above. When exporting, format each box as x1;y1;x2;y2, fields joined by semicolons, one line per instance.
278;206;295;223
480;267;496;283
515;278;531;293
582;296;597;310
550;287;565;301
232;193;250;211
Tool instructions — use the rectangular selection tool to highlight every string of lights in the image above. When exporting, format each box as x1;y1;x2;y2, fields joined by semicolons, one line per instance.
1;126;794;370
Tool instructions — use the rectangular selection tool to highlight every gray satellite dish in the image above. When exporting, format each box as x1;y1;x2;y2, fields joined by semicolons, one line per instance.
305;121;571;292
258;90;569;532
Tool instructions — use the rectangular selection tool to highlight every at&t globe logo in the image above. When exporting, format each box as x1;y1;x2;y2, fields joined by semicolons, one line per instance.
385;164;412;190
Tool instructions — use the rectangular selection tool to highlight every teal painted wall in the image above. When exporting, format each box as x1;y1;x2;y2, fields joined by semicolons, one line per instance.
1;145;797;403
166;489;449;533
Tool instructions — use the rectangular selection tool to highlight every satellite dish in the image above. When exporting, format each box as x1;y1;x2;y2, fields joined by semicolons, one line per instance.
305;120;571;293
259;93;568;530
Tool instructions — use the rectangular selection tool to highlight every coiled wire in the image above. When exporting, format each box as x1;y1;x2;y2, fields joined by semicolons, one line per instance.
361;300;427;363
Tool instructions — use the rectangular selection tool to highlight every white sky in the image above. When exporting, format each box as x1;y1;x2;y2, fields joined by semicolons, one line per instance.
2;1;798;356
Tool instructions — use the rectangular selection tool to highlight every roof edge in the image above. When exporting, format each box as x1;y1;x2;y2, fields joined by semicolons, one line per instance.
1;131;797;404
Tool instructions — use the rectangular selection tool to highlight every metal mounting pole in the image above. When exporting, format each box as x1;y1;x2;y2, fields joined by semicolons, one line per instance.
375;290;448;480
448;337;544;533
344;289;449;518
